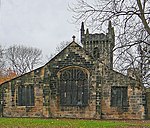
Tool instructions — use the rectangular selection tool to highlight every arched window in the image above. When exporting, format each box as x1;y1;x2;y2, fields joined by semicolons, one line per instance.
93;47;100;59
59;67;89;106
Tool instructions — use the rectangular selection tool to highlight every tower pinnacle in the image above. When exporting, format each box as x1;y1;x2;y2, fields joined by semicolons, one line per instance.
81;22;85;44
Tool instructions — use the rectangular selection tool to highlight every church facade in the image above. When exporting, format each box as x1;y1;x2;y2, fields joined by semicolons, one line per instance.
0;22;146;119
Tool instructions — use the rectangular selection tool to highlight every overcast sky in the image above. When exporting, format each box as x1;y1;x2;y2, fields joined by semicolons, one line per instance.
0;0;80;62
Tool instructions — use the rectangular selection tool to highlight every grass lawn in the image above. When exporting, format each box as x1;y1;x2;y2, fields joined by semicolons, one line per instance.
0;118;149;128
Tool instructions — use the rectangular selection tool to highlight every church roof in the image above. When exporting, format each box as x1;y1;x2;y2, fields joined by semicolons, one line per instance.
0;37;94;86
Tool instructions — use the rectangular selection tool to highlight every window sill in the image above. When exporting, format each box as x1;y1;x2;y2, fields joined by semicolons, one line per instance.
16;105;35;108
60;104;88;107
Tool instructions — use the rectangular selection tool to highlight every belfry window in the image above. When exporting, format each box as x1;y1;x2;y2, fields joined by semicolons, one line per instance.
18;85;34;106
93;47;100;59
59;67;89;106
111;86;128;107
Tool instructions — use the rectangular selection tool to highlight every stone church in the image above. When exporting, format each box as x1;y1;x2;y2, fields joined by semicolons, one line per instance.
0;21;147;119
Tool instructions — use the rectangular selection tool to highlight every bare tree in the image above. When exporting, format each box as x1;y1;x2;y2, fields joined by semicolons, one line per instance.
113;41;149;86
48;41;71;60
70;0;150;86
0;45;5;76
70;0;149;35
137;42;150;86
6;45;42;75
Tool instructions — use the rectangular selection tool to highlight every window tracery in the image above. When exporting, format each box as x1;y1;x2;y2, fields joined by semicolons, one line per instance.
59;67;89;106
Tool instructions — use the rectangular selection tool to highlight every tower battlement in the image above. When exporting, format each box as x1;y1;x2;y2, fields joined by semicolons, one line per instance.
80;21;115;69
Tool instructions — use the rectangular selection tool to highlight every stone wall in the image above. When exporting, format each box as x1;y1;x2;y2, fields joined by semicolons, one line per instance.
101;69;145;119
44;42;101;119
1;68;45;117
0;42;101;119
146;88;150;119
0;42;145;119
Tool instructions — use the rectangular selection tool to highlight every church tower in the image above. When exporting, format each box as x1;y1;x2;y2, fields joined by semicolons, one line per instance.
80;21;115;69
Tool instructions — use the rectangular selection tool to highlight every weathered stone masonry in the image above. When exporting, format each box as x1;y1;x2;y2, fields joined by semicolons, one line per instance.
0;22;147;119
